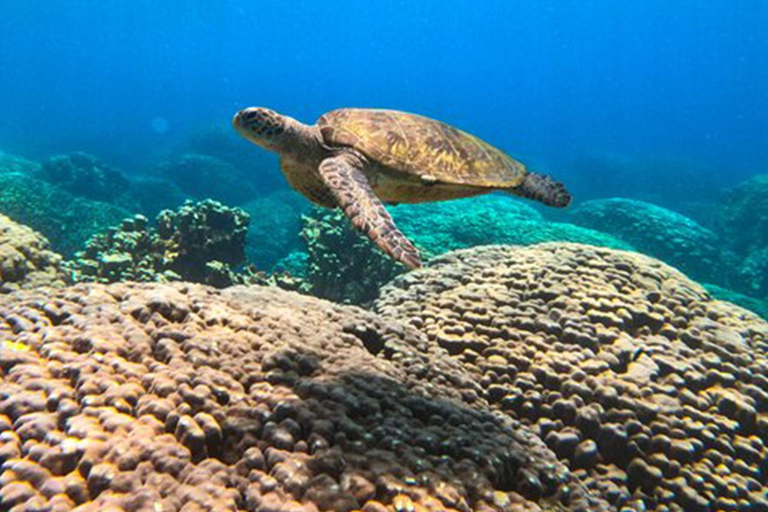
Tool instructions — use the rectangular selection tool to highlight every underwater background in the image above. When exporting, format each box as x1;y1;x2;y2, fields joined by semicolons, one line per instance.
4;3;768;512
0;0;767;317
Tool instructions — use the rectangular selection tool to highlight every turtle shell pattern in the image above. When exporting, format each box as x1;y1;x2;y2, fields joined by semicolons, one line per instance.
317;109;527;188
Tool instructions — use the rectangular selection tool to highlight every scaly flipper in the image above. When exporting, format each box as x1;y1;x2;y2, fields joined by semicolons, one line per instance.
318;152;423;269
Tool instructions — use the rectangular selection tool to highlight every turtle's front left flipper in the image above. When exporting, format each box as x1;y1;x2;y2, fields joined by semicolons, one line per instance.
318;152;422;269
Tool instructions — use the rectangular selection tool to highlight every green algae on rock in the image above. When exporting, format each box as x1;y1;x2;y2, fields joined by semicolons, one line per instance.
0;282;607;512
374;243;768;511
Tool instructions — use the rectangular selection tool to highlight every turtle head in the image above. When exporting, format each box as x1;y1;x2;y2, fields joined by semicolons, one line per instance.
233;107;291;151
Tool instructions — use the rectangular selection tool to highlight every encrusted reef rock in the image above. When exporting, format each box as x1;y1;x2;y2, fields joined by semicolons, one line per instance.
0;283;606;512
68;200;252;287
568;198;725;284
374;243;768;511
0;173;130;257
0;214;67;293
39;152;130;203
300;197;630;306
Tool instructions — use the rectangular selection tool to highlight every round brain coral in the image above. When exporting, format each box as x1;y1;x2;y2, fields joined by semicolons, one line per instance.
0;283;608;512
374;243;768;512
0;213;66;293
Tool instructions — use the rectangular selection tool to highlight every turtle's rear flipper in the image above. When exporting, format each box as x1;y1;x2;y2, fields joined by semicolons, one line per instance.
507;172;572;208
318;152;423;269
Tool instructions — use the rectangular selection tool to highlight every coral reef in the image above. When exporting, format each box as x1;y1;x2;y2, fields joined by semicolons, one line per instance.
374;243;768;511
705;284;768;320
0;152;40;175
390;196;630;257
242;191;310;271
0;282;606;512
68;200;252;287
299;197;631;305
38;152;130;203
0;173;130;257
156;199;249;280
715;175;768;299
719;174;768;255
152;153;258;205
0;214;67;293
116;177;190;219
300;208;403;305
736;247;768;299
568;198;725;284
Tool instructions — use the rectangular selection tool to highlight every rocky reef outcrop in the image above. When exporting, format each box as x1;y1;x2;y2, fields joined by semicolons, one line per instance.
67;200;251;287
0;282;604;512
374;243;768;511
0;214;67;293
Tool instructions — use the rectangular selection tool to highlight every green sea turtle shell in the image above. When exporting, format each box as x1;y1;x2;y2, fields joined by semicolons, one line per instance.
317;108;527;188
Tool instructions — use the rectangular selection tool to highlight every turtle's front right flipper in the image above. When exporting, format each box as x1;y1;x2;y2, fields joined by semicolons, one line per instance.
318;152;423;269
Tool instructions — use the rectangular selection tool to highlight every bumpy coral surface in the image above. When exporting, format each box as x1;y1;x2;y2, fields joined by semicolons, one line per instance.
568;198;724;284
375;243;768;511
39;152;130;203
0;283;606;512
0;214;66;292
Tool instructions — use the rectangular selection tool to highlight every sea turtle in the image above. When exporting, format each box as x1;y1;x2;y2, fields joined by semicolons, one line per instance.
233;107;572;269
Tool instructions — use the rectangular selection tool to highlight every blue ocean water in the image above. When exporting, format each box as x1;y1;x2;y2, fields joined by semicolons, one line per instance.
1;1;765;179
